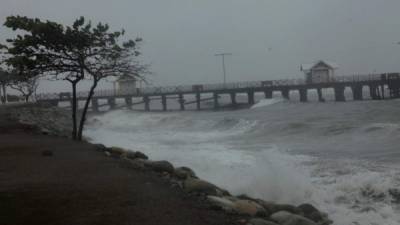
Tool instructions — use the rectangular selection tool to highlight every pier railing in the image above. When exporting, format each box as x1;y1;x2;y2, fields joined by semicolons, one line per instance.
36;74;386;100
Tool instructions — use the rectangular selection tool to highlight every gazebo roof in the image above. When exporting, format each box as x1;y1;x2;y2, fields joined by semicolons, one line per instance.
301;60;338;72
116;74;137;82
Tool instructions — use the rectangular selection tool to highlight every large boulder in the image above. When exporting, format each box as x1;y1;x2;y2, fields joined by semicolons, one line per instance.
207;196;236;212
145;160;174;174
184;178;218;195
93;144;107;152
270;211;317;225
126;151;148;160
108;147;127;157
233;200;266;216
247;218;279;225
174;167;196;179
297;204;332;225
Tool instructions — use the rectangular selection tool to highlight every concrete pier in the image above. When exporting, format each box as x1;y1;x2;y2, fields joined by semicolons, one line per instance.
281;89;290;99
213;92;219;109
161;95;167;111
334;85;346;102
247;91;255;105
264;89;273;99
143;96;150;111
37;73;400;112
299;88;308;102
230;92;237;106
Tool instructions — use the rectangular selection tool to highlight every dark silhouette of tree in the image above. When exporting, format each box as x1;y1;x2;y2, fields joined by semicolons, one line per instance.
0;69;13;104
10;75;39;102
1;16;148;140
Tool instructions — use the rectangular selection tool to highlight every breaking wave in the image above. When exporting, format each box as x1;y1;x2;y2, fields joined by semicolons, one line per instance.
85;98;400;225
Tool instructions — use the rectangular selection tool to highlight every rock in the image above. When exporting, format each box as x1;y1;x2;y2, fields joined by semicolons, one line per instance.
233;199;266;216
247;218;279;225
145;160;174;174
120;158;146;170
184;178;218;195
108;147;126;157
297;204;323;222
174;167;196;179
207;196;235;212
270;211;317;225
104;151;111;157
93;144;107;152
41;150;53;157
272;204;302;215
126;151;148;160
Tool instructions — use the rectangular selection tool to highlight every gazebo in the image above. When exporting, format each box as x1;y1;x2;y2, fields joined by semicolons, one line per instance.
301;60;338;84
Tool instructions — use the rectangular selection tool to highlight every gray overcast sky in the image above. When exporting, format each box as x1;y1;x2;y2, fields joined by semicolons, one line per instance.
1;0;400;92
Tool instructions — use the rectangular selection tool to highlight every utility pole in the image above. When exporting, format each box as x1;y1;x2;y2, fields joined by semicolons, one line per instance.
215;53;232;85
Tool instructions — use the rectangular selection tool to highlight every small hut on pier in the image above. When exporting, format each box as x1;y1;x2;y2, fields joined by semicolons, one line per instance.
301;60;338;84
115;74;137;95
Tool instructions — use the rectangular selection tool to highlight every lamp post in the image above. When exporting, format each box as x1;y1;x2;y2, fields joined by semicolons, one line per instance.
215;53;232;86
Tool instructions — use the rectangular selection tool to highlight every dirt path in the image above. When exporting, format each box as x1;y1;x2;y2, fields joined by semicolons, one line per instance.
0;106;239;225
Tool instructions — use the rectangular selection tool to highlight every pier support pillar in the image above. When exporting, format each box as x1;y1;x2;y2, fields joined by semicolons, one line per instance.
161;95;167;111
196;93;201;110
369;85;381;100
230;92;237;106
264;89;273;99
299;88;308;102
143;96;150;111
281;88;290;99
317;88;325;102
247;91;255;105
178;94;185;111
351;85;363;101
91;98;99;112
334;86;346;102
213;92;219;109
125;97;133;109
108;97;116;109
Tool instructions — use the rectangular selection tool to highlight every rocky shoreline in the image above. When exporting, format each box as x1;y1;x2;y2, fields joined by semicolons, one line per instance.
98;146;333;225
5;103;334;225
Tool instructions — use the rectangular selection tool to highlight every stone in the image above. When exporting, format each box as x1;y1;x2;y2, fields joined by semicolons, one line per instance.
104;151;111;157
233;200;266;216
270;211;317;225
108;147;126;157
126;151;148;160
207;196;235;212
93;144;107;152
145;160;174;174
247;218;279;225
174;167;196;179
298;203;324;223
184;179;218;195
120;158;145;170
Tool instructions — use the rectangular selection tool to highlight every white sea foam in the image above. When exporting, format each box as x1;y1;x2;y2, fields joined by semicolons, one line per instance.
85;101;400;225
251;98;284;109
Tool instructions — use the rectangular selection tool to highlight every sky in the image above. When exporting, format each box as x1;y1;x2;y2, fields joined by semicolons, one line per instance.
1;0;400;93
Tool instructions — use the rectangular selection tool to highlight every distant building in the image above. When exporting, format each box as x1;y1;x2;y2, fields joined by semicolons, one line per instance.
115;74;137;95
301;60;338;84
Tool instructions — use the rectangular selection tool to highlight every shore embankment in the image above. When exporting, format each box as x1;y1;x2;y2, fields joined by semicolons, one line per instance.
0;103;333;225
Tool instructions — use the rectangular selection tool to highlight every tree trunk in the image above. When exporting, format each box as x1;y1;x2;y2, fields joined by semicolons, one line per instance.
1;84;6;104
0;85;3;104
77;79;98;140
25;95;29;102
71;82;78;140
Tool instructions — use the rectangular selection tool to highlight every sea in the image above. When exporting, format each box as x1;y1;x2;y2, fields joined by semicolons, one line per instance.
85;89;400;225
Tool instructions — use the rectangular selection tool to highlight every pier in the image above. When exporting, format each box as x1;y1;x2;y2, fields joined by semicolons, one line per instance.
37;73;400;111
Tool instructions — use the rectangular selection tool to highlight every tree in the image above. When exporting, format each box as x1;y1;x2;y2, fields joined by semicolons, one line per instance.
10;75;39;102
2;16;148;140
0;68;13;104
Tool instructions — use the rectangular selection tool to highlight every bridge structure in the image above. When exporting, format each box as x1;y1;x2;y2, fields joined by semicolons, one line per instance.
37;73;400;112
